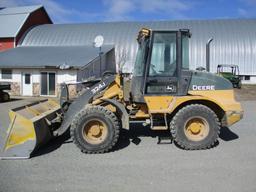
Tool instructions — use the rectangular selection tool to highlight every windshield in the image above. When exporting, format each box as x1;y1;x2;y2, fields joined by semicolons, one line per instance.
133;39;149;76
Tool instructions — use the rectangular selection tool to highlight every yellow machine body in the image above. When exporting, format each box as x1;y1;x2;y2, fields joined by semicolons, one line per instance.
89;75;243;127
87;75;243;126
144;90;243;127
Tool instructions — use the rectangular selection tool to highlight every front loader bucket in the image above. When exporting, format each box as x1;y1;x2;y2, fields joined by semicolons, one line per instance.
1;99;61;160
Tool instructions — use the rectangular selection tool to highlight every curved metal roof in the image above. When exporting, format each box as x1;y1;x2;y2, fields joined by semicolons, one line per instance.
19;19;256;75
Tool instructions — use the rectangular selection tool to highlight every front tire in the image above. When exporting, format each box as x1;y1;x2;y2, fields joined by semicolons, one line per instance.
70;105;120;153
170;104;220;150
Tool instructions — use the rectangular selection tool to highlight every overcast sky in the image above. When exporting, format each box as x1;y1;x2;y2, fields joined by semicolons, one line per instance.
0;0;256;23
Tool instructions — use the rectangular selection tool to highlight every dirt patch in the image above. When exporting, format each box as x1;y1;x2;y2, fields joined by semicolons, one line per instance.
234;85;256;101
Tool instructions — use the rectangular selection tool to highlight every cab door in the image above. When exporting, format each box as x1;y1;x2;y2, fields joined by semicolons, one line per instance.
144;31;181;95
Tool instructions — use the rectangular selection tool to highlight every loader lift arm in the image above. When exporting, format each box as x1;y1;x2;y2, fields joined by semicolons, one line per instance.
55;75;121;136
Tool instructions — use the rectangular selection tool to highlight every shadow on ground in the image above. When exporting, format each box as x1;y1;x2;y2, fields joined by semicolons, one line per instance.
31;124;239;158
31;124;171;157
219;126;239;141
31;132;72;158
113;124;172;151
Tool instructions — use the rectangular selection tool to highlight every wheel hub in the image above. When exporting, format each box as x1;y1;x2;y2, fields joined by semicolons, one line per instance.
184;117;209;141
188;121;202;134
82;119;107;144
90;125;101;136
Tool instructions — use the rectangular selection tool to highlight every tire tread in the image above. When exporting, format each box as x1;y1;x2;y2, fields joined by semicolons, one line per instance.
70;105;120;154
170;104;220;150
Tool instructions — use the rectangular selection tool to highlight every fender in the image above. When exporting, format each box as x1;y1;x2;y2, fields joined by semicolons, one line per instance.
55;75;116;136
102;98;129;130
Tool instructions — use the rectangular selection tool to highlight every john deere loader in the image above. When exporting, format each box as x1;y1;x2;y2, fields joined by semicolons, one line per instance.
1;28;243;159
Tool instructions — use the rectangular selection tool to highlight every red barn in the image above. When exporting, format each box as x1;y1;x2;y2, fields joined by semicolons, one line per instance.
0;5;52;52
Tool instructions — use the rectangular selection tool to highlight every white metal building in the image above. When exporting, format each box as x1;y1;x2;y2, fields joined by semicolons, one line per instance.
0;17;256;97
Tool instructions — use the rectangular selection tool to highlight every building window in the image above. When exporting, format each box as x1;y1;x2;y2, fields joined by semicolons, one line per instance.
25;74;31;84
41;72;56;96
1;69;12;79
244;76;250;81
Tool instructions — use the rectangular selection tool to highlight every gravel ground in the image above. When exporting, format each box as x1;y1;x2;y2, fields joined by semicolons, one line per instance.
0;94;255;192
234;85;256;101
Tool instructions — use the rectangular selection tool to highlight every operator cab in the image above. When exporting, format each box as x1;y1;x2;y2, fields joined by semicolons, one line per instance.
131;28;192;103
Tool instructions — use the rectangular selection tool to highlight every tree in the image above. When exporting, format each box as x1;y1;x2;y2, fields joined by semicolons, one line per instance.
116;47;128;73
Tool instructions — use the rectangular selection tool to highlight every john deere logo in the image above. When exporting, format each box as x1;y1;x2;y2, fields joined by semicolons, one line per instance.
166;85;176;92
192;85;215;91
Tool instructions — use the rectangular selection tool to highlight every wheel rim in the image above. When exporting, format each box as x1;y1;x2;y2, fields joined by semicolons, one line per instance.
184;116;210;141
82;119;108;144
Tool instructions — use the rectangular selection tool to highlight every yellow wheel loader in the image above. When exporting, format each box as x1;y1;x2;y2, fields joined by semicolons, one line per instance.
1;28;243;159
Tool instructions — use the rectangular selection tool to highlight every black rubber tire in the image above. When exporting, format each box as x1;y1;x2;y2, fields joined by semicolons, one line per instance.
3;92;10;101
0;92;10;102
237;81;242;89
70;105;120;154
170;104;220;150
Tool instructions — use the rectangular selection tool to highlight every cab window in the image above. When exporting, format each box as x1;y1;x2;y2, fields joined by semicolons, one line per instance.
149;33;177;76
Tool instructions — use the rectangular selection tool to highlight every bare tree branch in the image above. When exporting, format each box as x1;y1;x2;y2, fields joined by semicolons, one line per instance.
116;48;128;73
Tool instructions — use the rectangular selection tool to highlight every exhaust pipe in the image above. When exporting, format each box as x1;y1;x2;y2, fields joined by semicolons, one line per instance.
206;38;213;72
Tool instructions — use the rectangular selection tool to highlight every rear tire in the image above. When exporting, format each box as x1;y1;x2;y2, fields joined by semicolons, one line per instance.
70;105;120;153
170;104;220;150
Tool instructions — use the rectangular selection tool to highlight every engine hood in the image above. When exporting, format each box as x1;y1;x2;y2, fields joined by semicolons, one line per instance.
189;70;233;91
